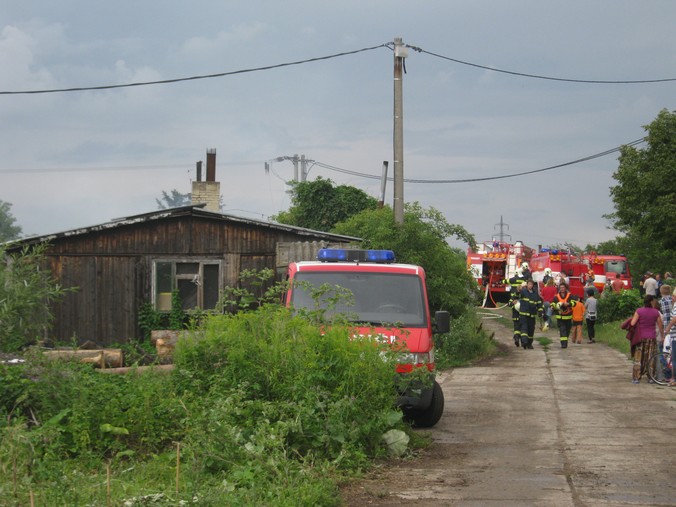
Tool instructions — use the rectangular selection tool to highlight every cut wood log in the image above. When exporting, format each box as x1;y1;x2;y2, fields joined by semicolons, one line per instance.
42;349;124;368
98;364;175;374
151;330;204;363
151;330;182;346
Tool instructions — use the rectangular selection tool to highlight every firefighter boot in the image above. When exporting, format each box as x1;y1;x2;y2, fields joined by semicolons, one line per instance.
561;338;568;349
527;338;534;349
514;334;520;347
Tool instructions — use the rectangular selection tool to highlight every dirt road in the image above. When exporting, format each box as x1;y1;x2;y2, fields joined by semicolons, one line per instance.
343;312;676;506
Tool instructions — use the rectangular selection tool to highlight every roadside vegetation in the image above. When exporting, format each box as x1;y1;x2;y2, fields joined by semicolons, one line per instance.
0;274;492;507
1;304;408;506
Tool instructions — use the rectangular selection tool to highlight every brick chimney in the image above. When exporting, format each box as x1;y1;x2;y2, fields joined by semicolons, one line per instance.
192;148;221;212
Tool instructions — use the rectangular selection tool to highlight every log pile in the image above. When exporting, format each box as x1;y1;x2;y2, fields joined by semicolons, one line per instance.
41;330;199;373
42;348;124;368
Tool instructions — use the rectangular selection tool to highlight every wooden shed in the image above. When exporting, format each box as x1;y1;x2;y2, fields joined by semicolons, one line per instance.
7;204;358;346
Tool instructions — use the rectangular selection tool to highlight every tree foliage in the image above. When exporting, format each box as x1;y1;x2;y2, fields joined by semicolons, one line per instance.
156;189;191;209
332;203;476;316
0;200;22;242
0;244;74;352
607;109;676;274
273;177;378;231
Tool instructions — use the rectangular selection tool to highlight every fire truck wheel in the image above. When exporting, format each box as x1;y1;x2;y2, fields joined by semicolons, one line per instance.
406;380;444;428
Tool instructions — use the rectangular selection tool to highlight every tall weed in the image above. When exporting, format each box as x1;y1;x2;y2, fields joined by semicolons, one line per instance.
434;307;497;368
174;305;403;466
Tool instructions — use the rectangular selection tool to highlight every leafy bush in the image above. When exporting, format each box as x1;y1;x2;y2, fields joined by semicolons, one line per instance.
597;288;642;323
1;355;184;459
0;244;75;352
434;307;497;368
1;303;410;505
174;304;403;465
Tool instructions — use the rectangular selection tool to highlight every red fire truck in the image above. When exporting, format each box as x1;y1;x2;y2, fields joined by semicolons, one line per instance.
283;248;450;428
582;253;633;292
530;249;589;298
467;240;535;306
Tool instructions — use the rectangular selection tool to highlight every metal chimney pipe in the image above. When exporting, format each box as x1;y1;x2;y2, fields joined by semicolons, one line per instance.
196;161;202;182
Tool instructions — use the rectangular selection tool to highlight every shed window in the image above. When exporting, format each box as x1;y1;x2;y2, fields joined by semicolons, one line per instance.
154;260;221;311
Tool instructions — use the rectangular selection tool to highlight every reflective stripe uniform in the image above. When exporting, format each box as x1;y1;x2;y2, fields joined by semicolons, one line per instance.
503;274;527;345
552;291;577;348
518;286;543;348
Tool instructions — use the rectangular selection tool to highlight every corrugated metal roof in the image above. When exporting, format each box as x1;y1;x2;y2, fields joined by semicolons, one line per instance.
4;204;361;248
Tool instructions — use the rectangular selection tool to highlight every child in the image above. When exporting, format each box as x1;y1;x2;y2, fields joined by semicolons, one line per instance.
584;289;598;343
571;295;585;344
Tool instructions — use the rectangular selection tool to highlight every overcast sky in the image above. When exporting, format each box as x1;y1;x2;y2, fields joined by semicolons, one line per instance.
1;1;674;250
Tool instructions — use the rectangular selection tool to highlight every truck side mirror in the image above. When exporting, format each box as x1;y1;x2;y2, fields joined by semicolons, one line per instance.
434;311;450;334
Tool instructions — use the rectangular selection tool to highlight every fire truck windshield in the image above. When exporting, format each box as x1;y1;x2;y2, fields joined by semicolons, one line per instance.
606;260;628;276
290;271;427;327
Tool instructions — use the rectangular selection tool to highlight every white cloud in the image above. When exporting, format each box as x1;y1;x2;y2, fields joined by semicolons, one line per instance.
0;0;674;252
179;22;268;57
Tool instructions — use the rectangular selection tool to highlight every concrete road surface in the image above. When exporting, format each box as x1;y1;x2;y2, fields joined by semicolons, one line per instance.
343;312;676;506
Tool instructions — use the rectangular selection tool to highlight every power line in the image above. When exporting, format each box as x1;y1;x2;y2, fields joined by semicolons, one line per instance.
0;160;262;174
0;44;389;95
2;41;673;96
407;45;676;84
313;138;646;184
1;138;646;180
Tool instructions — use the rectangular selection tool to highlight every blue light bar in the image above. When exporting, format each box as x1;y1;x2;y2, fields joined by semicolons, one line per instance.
316;248;396;263
365;250;396;262
317;249;348;261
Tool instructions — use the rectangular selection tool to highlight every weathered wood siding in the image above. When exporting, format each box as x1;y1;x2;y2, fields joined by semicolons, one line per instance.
31;213;350;346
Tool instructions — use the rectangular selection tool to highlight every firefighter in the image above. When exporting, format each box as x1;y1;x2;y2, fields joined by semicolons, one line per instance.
521;262;532;280
503;268;528;347
518;278;543;349
552;282;577;349
542;267;553;286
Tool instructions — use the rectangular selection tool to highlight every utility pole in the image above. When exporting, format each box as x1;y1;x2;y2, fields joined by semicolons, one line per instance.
378;161;389;208
300;154;307;182
393;37;407;225
292;154;299;182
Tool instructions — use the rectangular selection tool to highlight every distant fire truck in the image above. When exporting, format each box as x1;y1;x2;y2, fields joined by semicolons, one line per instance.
583;253;633;291
467;240;535;306
530;249;589;299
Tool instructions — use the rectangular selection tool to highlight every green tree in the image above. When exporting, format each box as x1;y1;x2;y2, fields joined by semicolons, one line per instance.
584;237;631;256
0;200;22;242
333;203;476;316
0;243;74;352
273;177;378;231
607;109;676;275
156;189;191;209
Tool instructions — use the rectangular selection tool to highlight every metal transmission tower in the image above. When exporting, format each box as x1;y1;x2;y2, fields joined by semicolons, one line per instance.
494;216;511;243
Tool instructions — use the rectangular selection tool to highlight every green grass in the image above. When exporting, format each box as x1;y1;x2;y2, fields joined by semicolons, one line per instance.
592;321;631;356
536;336;553;350
434;307;498;368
